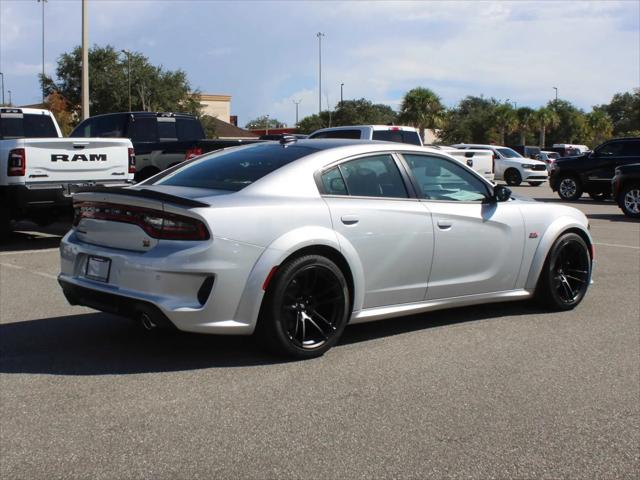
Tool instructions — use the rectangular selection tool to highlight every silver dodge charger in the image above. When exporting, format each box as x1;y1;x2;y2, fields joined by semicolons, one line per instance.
58;139;593;358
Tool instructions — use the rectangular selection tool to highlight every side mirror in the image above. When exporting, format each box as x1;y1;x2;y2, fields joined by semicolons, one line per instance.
493;185;512;202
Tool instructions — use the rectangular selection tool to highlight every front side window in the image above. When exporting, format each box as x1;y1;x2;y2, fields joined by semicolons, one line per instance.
336;154;408;198
597;142;624;156
621;141;640;156
403;154;489;201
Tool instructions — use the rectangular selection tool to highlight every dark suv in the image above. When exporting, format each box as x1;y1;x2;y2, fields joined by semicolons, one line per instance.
549;137;640;201
612;163;640;218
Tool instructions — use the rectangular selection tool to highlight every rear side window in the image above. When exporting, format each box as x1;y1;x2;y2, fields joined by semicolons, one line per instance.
310;129;361;139
327;154;408;198
0;113;58;139
176;118;204;141
372;130;422;146
130;117;158;142
155;143;318;191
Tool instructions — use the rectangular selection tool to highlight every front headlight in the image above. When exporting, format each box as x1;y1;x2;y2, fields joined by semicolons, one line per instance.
522;164;534;169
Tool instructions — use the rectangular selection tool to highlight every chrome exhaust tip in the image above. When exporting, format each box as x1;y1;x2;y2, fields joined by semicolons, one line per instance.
140;312;157;331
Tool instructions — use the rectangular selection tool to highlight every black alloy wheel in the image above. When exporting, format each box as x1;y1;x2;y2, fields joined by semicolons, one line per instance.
504;168;522;186
620;184;640;218
557;176;583;201
258;255;350;359
536;233;591;310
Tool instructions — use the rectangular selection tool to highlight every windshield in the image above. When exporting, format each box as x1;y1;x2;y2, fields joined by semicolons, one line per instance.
497;147;523;159
153;143;318;191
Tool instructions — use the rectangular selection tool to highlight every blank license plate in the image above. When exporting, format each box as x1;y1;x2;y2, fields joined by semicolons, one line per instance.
86;256;111;282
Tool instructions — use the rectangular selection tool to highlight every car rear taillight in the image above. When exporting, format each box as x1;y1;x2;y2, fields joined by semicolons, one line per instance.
185;147;203;160
128;148;136;174
73;201;210;241
7;148;26;176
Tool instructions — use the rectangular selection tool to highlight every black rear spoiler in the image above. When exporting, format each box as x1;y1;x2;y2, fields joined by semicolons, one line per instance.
74;186;209;208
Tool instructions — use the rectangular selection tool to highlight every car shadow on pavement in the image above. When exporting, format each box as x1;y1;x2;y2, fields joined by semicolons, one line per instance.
0;220;70;252
586;213;638;223
0;301;547;376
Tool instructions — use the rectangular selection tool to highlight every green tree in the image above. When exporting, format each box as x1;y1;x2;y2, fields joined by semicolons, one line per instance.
585;109;613;145
398;87;445;140
333;98;397;126
296;112;331;133
545;100;589;145
42;44;200;119
532;107;560;148
597;89;640;136
440;96;497;144
244;115;285;129
199;115;218;139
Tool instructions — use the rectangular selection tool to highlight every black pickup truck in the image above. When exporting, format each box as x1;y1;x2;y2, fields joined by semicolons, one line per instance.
70;112;261;181
549;137;640;201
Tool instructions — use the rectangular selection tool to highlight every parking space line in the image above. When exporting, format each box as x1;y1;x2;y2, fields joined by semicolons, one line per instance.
594;242;640;250
0;262;58;280
0;248;60;256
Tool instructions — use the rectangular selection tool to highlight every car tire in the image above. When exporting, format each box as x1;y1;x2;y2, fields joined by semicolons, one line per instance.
528;181;543;186
504;168;522;186
257;254;350;359
619;183;640;218
535;232;591;311
557;175;583;201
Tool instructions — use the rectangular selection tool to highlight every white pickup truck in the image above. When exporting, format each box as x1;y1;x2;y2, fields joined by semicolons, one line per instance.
0;108;135;237
433;146;495;182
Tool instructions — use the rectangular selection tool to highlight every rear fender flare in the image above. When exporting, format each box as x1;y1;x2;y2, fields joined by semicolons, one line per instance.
233;226;365;331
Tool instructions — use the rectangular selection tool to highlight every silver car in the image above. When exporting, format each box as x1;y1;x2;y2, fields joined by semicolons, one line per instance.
59;139;593;358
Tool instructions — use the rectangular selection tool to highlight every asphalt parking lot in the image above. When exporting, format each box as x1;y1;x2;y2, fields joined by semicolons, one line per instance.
1;185;638;479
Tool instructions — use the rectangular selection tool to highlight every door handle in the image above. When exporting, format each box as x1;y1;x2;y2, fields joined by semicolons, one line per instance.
341;215;359;225
437;220;452;230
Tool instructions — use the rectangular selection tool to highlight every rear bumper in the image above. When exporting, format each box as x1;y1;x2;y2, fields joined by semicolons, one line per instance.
58;229;265;335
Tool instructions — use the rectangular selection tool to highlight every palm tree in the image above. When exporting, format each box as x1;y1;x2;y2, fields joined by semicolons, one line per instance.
533;107;560;148
493;103;517;145
398;87;445;141
516;107;536;145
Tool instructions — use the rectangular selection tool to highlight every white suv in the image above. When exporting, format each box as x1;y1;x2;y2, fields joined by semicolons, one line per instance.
453;144;548;186
309;125;423;146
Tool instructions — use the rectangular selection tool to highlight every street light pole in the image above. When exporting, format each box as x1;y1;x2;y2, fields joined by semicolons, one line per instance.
81;0;90;120
293;99;301;127
37;0;47;104
553;86;558;104
265;114;270;135
340;83;344;103
8;90;12;106
121;50;131;111
0;72;5;105
316;32;325;115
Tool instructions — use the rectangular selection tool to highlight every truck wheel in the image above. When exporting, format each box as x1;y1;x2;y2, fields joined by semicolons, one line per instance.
557;176;582;201
504;168;522;186
620;183;640;218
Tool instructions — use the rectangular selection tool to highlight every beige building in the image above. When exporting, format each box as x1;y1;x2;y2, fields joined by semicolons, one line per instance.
197;93;231;123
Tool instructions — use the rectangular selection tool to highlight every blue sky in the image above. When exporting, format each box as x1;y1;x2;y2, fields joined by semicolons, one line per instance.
1;0;638;127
